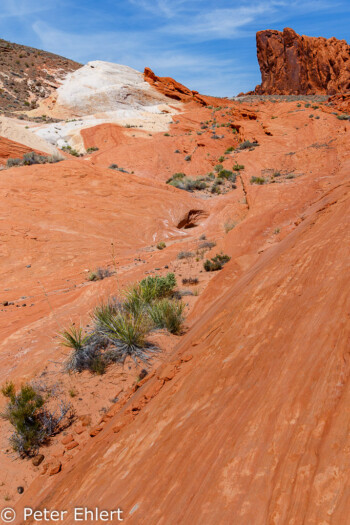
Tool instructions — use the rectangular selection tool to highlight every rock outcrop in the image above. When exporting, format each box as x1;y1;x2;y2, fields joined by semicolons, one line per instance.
255;27;350;95
144;67;207;105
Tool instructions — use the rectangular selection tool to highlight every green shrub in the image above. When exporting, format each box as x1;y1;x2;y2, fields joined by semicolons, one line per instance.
6;158;22;168
95;310;155;366
250;176;265;185
336;114;350;121
177;251;193;259
203;253;231;272
238;140;259;150
139;273;176;302
60;325;91;350
218;156;225;162
214;163;223;173
167;175;206;191
86;147;99;153
157;241;166;250
149;299;185;334
233;162;244;171
87;267;112;281
1;383;72;456
217;169;236;181
225;146;234;154
62;145;80;157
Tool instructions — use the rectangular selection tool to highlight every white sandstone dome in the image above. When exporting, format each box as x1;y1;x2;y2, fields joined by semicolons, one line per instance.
55;61;167;115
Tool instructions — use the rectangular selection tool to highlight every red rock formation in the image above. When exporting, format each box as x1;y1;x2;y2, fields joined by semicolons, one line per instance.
327;93;350;114
144;67;208;105
255;27;350;95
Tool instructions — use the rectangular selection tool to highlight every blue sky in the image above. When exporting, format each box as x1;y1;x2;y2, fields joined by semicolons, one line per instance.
1;0;350;96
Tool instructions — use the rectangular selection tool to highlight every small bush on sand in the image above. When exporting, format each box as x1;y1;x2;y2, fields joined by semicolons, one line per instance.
250;176;265;185
95;309;155;366
86;147;99;153
1;382;72;456
204;253;231;272
177;251;193;259
62;145;80;157
238;140;259;150
233;162;244;171
217;169;236;181
88;267;112;281
149;299;185;334
167;175;206;191
182;277;199;285
6;158;22;168
157;242;166;250
6;152;63;168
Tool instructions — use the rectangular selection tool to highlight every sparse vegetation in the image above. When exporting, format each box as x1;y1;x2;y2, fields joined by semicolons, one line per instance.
250;176;266;185
87;267;112;281
1;382;72;456
62;273;183;372
204;253;231;272
86;147;99;153
157;242;166;250
62;145;80;157
233;162;244;171
6;152;63;168
149;299;185;334
177;251;194;259
238;140;259;150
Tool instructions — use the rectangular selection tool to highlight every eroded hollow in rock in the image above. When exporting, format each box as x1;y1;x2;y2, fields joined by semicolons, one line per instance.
177;210;208;229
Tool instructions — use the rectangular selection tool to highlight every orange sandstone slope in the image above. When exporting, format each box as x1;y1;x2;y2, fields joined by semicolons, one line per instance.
15;112;350;521
17;181;350;524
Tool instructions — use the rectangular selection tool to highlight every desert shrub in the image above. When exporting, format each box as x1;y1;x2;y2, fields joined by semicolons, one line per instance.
139;273;176;302
214;163;223;173
62;145;80;157
6;158;22;168
149;299;185;334
64;332;108;374
164;133;170;137
157;242;166;250
109;164;118;169
204;253;231;272
1;382;72;456
250;176;265;185
7;152;63;168
225;146;234;154
60;324;91;350
238;140;259;150
86;147;99;153
217;169;236;181
218;156;225;162
182;277;199;285
233;162;244;171
95;309;155;365
272;170;282;178
211;184;221;194
167;175;206;191
177;251;193;259
88;267;112;281
336;114;350;121
198;240;216;250
184;155;191;162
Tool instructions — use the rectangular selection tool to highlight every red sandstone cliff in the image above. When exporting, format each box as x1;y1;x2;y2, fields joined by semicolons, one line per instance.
255;27;350;95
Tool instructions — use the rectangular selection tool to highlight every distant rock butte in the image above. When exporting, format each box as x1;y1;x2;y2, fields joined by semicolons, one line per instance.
255;27;350;95
144;67;208;105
